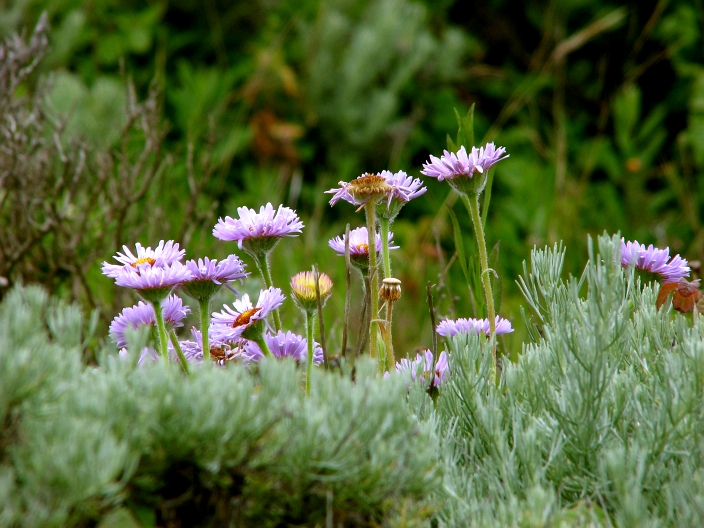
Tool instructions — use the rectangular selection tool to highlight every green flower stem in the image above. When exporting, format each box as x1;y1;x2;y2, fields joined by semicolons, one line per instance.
305;310;315;396
460;192;497;382
384;302;395;371
379;216;392;279
364;201;379;362
252;333;273;358
152;300;170;365
169;331;190;374
254;253;282;332
198;298;211;363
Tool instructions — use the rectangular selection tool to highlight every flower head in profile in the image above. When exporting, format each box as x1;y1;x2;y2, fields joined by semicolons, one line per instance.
421;143;508;195
328;227;397;272
103;261;193;303
210;287;285;342
212;203;304;255
102;240;185;278
326;173;393;207
377;170;427;220
179;328;242;365
290;271;333;312
436;316;514;338
620;239;690;284
110;295;190;348
242;330;323;364
181;255;249;301
395;350;449;388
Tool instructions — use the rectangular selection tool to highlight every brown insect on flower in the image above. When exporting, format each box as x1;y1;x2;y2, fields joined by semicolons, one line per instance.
656;278;702;313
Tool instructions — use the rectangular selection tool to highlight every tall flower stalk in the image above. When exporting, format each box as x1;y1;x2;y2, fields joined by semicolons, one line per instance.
364;201;381;362
422;142;509;383
213;203;304;333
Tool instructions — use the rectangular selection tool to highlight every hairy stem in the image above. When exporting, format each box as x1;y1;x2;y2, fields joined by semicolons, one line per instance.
364;201;379;361
153;300;170;365
305;310;315;395
198;297;211;362
379;216;392;279
384;302;395;370
461;192;497;383
254;254;282;332
169;331;190;374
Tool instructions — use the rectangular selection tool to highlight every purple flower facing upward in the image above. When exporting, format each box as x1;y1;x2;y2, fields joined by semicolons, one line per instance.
180;328;242;365
436;316;514;338
620;239;690;284
328;227;398;257
212;203;304;251
102;240;185;278
210;287;285;342
184;255;248;284
110;294;190;348
103;261;193;302
395;350;449;388
421;143;509;181
242;330;323;364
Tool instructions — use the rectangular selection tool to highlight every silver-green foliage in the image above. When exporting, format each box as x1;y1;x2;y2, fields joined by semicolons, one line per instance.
0;286;442;527
438;234;704;526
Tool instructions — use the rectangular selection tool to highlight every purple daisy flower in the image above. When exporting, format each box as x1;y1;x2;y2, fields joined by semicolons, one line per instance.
118;345;178;366
242;330;324;364
436;316;514;338
421;143;509;181
210;287;286;342
102;240;185;278
110;294;190;348
104;261;193;302
380;170;427;204
328;227;398;256
620;239;690;283
179;328;243;365
395;350;449;388
181;255;249;301
212;203;304;251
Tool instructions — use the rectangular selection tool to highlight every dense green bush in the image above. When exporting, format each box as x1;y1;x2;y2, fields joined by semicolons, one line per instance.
2;235;704;526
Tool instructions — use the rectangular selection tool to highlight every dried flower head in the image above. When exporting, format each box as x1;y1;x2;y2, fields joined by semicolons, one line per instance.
291;271;333;312
379;277;402;303
326;173;394;207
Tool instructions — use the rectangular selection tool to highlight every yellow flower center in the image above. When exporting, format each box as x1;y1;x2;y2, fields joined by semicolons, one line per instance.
355;243;369;253
131;257;156;267
233;307;261;327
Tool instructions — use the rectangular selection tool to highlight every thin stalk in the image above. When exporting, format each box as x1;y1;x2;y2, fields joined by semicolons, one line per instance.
460;192;497;383
252;333;273;358
384;302;395;369
152;300;170;365
364;201;379;360
254;253;282;332
313;265;328;367
169;331;190;374
305;310;315;395
379;216;392;279
198;297;211;362
355;274;370;358
340;224;351;358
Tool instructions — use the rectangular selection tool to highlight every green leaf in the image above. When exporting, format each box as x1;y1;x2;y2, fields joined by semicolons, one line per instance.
446;203;470;287
453;104;475;149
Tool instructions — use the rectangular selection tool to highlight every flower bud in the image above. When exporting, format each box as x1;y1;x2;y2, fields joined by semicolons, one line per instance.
291;271;333;312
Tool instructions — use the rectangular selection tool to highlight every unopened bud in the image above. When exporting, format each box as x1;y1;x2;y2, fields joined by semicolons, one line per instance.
379;277;402;303
291;271;333;312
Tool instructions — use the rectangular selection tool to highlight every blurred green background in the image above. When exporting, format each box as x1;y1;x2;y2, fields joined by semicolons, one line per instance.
2;0;703;358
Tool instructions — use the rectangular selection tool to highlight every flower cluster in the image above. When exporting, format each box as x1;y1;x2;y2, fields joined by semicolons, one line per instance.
393;350;449;388
211;287;286;342
436;316;514;339
110;295;189;348
243;330;324;364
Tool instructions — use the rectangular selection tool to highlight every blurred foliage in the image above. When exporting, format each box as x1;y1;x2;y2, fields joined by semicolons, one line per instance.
2;0;704;357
